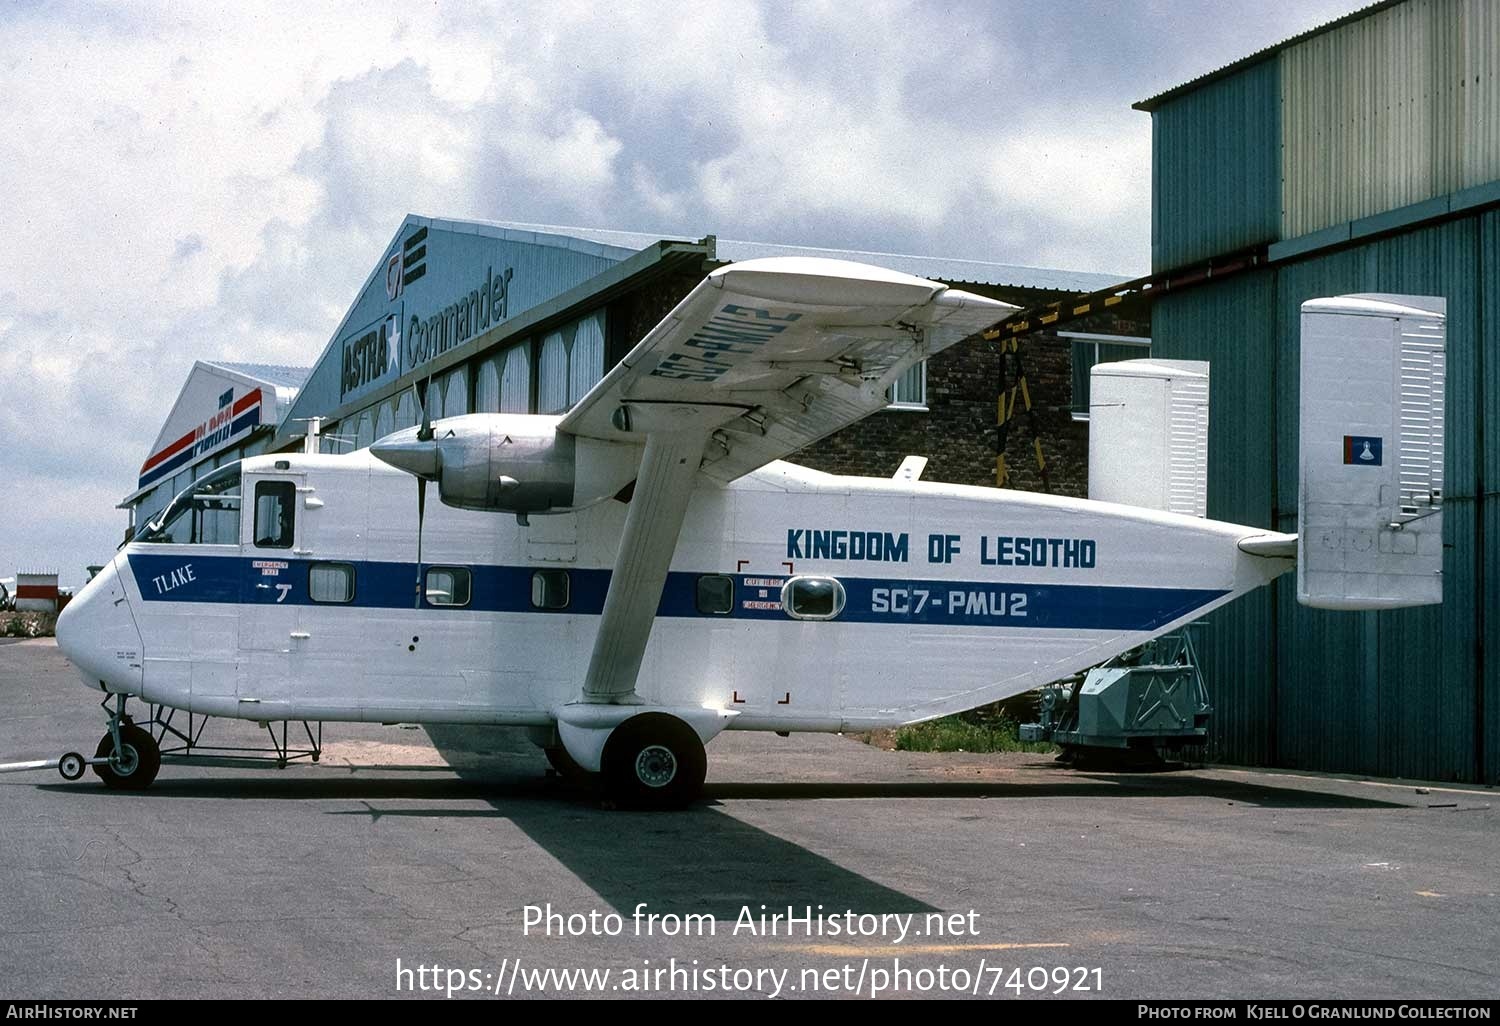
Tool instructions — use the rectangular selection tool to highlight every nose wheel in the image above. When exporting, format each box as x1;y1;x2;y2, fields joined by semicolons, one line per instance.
92;717;161;791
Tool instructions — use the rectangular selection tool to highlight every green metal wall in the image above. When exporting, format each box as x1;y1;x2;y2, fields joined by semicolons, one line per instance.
1150;271;1278;767
1152;216;1497;783
1149;60;1281;272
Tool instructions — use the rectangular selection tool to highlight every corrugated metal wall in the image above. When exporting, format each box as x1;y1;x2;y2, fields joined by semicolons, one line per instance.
1151;216;1495;783
1281;0;1500;239
1150;271;1279;767
1482;209;1499;784
1150;60;1281;271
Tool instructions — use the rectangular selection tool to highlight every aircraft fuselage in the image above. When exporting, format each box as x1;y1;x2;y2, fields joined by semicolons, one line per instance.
61;451;1292;732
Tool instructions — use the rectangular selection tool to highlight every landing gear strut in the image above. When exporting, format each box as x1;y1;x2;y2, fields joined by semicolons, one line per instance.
92;695;161;790
599;713;707;810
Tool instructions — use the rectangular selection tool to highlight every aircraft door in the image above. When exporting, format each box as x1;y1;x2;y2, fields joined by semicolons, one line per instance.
238;472;303;709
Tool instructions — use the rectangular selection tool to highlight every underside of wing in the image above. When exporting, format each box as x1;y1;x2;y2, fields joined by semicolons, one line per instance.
556;256;1016;483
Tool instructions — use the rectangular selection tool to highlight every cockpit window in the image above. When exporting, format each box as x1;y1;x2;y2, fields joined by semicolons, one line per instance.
138;464;242;545
254;481;296;549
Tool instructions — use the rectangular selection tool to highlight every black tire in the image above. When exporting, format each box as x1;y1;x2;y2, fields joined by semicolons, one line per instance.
58;752;86;781
92;724;161;790
600;713;707;810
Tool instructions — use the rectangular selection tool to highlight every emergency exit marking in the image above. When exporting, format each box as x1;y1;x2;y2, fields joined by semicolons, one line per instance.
732;691;746;704
778;693;791;705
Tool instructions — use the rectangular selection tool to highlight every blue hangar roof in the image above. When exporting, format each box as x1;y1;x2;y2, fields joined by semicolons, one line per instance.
472;219;1129;294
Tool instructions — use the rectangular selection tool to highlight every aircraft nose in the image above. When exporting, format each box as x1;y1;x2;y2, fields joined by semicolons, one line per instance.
371;428;442;479
56;556;143;695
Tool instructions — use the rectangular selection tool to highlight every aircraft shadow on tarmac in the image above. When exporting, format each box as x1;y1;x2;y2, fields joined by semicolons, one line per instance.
33;725;1406;920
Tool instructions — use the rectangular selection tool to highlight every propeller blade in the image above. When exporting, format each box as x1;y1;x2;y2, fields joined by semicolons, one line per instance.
415;476;426;609
416;377;433;443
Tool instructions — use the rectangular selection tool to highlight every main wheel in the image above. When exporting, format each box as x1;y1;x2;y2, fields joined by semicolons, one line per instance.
92;724;161;790
600;714;707;810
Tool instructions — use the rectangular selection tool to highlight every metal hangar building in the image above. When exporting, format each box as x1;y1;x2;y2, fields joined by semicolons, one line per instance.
1137;0;1500;784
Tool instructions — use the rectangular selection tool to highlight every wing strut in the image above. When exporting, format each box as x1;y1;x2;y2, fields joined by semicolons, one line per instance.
581;430;708;702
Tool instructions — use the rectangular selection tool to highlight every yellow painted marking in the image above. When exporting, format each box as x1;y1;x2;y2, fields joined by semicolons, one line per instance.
1019;378;1032;408
1072;304;1091;315
1040;312;1059;324
780;942;1071;957
1105;295;1122;306
995;455;1008;486
1033;438;1046;469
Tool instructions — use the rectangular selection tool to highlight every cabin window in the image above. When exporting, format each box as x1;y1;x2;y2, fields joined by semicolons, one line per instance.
137;463;241;545
425;567;472;607
530;570;570;610
696;575;734;615
253;481;296;548
782;576;846;620
308;563;355;604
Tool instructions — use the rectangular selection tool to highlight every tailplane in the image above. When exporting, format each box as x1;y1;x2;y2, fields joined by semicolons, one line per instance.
1296;295;1445;610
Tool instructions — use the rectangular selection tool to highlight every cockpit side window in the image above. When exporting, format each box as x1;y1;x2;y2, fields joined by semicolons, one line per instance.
137;463;241;545
253;481;296;549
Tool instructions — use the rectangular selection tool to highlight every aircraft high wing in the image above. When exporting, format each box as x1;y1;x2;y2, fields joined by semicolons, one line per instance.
558;257;1016;482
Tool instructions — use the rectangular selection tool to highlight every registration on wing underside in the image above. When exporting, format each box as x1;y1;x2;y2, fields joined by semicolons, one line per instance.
649;304;803;383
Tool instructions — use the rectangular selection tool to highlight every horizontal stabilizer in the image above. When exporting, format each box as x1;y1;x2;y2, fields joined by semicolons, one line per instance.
1297;295;1445;610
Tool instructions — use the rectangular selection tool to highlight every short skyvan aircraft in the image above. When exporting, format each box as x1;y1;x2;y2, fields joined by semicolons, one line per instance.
55;259;1447;806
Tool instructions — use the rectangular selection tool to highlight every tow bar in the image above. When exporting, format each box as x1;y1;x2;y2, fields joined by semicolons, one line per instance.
0;752;96;781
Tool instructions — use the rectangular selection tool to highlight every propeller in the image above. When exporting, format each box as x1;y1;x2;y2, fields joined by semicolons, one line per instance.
368;377;441;609
413;378;431;609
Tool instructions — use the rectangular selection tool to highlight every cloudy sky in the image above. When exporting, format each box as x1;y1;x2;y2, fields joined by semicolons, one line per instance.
0;0;1363;587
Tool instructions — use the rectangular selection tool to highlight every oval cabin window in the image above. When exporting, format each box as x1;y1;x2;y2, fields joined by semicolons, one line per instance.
782;576;846;621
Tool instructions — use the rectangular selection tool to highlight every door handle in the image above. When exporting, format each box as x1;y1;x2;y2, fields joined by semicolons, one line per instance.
290;631;310;640
255;583;271;590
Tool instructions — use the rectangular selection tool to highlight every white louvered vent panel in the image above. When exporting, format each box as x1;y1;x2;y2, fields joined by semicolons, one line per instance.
1166;375;1210;517
1397;321;1445;517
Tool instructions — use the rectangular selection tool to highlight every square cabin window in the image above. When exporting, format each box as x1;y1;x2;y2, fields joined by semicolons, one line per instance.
253;480;296;548
309;563;354;604
696;575;734;615
530;570;570;610
425;566;472;607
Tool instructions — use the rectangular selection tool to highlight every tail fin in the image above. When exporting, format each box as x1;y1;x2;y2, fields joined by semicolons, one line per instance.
1297;295;1446;610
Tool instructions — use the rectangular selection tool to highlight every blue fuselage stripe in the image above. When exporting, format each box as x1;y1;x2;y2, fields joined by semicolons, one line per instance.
125;553;1227;632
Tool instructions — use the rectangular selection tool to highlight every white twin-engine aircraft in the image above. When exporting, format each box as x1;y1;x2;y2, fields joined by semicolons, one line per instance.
57;258;1447;807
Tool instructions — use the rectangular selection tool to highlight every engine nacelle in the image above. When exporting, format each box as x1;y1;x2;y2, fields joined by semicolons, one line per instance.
374;414;640;517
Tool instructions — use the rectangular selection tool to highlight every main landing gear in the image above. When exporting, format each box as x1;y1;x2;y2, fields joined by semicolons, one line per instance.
538;711;711;809
599;713;707;810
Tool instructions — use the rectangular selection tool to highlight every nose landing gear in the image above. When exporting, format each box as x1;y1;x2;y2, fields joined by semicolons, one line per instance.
91;694;161;790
